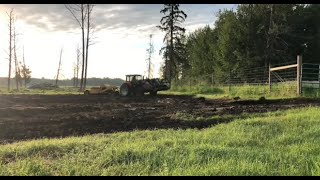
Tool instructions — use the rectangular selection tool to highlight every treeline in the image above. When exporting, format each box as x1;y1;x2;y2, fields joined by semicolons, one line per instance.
163;4;320;84
0;77;124;88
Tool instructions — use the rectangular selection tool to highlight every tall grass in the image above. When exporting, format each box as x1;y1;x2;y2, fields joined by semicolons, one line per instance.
1;107;320;175
303;87;320;97
168;82;318;99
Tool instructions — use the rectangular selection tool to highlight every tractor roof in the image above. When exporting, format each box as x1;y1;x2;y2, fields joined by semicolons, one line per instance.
126;74;142;76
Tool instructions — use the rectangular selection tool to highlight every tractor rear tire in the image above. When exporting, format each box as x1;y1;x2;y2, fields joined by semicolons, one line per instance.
120;83;130;97
150;91;157;96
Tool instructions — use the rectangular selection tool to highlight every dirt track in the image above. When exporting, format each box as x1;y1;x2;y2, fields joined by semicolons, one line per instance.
0;94;320;144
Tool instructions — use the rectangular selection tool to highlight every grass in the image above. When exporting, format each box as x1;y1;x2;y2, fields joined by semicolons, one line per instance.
303;87;320;98
165;83;319;100
1;84;318;98
1;107;320;175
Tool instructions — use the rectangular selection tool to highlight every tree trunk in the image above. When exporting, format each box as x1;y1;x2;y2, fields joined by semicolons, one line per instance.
73;65;76;87
147;34;151;79
23;47;27;88
79;4;85;91
56;48;63;86
13;24;19;91
84;4;90;90
76;47;80;87
8;10;13;91
169;5;174;83
24;70;27;88
266;4;274;69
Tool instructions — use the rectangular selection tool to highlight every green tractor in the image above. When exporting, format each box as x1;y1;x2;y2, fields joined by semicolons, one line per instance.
119;74;170;97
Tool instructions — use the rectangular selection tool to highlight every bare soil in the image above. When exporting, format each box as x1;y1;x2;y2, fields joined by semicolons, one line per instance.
1;94;320;144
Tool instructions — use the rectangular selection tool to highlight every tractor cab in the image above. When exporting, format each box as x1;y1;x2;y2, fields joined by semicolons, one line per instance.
125;74;143;82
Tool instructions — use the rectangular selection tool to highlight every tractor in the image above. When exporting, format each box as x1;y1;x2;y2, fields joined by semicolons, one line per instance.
119;74;170;97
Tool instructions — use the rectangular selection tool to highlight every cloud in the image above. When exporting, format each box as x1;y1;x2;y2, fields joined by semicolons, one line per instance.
1;4;235;34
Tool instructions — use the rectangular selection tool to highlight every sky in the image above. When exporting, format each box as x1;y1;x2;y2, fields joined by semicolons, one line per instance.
0;4;236;80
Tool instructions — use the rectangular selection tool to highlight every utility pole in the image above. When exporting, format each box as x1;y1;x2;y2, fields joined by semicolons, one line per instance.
55;48;63;86
146;34;154;79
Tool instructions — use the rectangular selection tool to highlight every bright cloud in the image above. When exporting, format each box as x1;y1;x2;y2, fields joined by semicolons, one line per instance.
0;4;235;79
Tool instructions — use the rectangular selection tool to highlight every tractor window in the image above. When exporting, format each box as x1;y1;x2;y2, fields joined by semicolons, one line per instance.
126;75;142;82
126;76;134;82
135;76;143;81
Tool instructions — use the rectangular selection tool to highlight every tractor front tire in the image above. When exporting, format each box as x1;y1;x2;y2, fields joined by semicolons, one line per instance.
84;90;90;95
120;83;131;97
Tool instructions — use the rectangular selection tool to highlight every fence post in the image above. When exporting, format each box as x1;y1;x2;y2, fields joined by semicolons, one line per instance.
189;76;192;92
211;73;214;90
318;65;320;92
269;63;272;94
228;70;231;94
297;55;302;96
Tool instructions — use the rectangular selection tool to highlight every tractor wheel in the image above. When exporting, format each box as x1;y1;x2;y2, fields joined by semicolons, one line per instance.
150;91;158;96
134;86;145;97
120;83;131;97
84;90;90;95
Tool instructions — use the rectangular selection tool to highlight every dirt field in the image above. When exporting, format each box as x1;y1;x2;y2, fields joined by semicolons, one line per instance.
1;94;320;144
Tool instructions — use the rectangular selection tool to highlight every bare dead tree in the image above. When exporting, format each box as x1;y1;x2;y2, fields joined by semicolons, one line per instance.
65;4;87;91
22;46;27;88
55;48;63;86
18;64;23;88
83;4;94;90
73;62;76;87
146;34;155;79
7;9;14;91
13;32;19;90
76;45;81;87
13;16;22;90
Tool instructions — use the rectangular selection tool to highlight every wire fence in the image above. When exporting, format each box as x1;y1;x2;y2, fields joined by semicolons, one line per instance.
171;60;320;98
302;63;320;86
302;63;320;97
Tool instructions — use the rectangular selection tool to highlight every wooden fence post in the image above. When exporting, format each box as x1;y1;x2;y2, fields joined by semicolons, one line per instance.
297;55;302;96
318;65;320;91
228;70;231;94
189;77;191;92
269;63;272;94
211;73;214;90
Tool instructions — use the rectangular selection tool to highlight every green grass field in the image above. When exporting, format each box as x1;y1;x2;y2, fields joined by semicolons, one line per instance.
1;107;320;175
